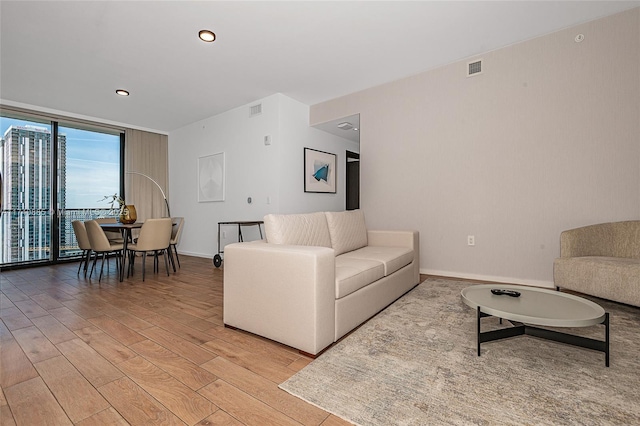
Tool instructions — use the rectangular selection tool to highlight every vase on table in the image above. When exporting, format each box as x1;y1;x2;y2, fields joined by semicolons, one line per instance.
119;205;137;224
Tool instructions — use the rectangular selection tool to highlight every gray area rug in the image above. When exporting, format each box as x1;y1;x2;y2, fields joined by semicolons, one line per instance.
279;278;640;425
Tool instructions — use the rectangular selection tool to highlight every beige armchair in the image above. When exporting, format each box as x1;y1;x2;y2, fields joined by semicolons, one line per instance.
553;220;640;307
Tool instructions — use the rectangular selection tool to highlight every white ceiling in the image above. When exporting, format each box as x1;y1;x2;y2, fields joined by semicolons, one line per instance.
1;1;638;134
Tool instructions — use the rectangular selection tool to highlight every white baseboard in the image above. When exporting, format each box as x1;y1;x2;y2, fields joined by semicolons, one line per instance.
420;269;554;289
177;250;214;260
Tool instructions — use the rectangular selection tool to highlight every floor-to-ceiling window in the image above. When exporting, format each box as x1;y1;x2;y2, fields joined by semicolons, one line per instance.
58;124;121;259
0;111;122;267
0;117;53;265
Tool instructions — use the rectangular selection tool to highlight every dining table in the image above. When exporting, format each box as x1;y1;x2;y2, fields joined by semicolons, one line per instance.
99;222;143;281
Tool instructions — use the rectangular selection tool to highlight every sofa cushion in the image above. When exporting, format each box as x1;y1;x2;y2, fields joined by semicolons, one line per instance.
325;210;368;256
334;256;385;299
341;246;414;276
263;212;332;248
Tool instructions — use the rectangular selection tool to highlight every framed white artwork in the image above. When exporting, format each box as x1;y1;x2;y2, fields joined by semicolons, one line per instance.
198;152;225;202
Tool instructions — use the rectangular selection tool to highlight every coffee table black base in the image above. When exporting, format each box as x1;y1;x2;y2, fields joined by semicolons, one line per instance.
476;307;610;367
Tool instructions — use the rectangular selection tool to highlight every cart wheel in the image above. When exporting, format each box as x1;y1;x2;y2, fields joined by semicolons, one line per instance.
213;254;223;268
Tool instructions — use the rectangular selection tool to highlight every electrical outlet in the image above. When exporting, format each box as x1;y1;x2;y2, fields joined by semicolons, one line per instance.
467;235;475;246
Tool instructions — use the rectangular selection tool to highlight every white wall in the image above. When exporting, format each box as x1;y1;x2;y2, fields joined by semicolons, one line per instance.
168;93;357;258
310;8;640;287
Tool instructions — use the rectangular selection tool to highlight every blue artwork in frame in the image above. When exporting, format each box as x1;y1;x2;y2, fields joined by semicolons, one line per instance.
304;148;336;193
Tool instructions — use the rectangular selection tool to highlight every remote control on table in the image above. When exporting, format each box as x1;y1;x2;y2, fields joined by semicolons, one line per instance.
490;289;521;297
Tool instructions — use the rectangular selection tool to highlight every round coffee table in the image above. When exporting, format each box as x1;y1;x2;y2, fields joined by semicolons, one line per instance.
461;284;610;366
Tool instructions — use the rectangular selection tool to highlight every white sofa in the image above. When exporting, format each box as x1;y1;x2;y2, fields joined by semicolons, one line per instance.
223;210;420;356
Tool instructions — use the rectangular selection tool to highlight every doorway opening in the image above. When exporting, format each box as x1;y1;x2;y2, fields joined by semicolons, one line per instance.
346;151;360;210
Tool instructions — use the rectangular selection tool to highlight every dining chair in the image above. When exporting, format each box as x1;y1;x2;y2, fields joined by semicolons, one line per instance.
95;217;125;243
85;220;124;282
167;217;184;271
126;218;172;282
72;220;92;277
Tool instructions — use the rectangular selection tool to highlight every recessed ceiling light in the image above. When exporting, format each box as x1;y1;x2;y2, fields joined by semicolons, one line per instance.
199;30;216;42
115;89;130;96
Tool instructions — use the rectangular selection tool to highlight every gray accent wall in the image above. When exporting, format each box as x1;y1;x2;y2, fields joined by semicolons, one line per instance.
310;8;640;286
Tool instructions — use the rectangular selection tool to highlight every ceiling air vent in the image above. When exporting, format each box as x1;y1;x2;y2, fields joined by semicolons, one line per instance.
249;103;262;117
467;59;482;77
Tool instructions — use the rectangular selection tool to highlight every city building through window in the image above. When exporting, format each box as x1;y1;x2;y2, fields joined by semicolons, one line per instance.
0;114;121;267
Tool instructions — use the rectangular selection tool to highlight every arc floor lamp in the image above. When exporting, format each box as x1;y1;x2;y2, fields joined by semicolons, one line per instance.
126;171;170;217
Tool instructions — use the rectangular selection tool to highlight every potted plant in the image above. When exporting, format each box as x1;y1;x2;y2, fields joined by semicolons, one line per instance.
99;193;137;224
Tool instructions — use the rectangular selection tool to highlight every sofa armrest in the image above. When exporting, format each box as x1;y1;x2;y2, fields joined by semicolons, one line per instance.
367;230;420;283
223;240;336;355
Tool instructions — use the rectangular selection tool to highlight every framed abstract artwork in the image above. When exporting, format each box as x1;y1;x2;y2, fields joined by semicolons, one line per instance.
198;152;225;202
304;148;336;193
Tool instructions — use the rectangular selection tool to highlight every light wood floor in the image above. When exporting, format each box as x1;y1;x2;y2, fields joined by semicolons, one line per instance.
0;255;353;426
